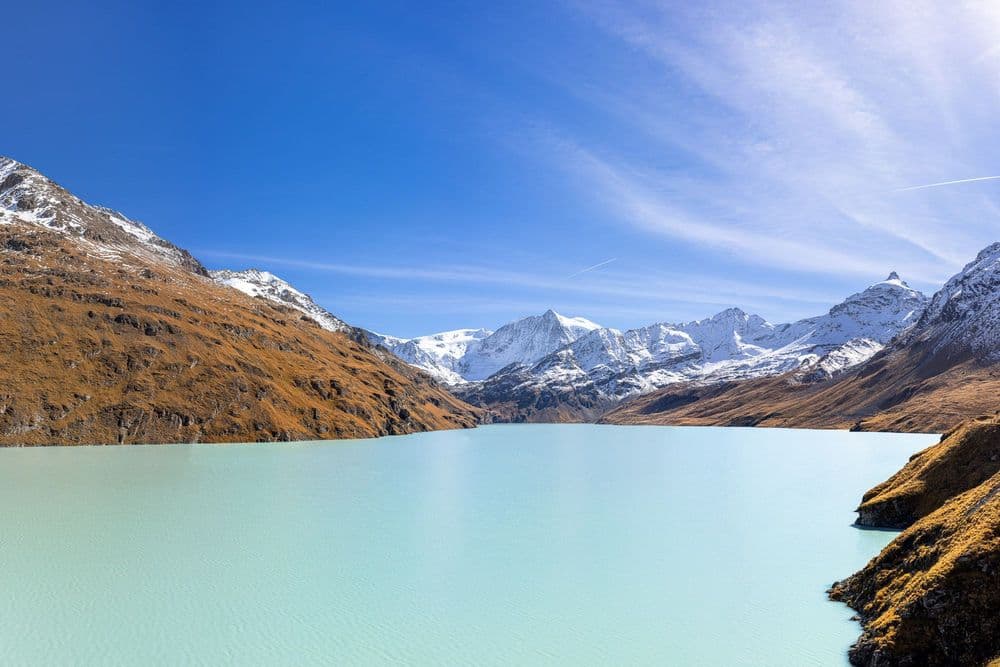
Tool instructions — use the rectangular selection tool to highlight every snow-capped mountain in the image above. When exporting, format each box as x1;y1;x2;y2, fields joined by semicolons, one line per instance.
0;156;206;274
365;310;599;384
451;274;928;421
457;309;602;381
705;272;928;382
366;328;493;385
682;308;775;363
600;242;1000;434
211;269;348;332
904;243;1000;359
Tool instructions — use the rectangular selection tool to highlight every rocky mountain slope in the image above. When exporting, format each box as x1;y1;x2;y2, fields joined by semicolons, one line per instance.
829;418;1000;666
603;243;1000;433
0;156;479;444
456;275;926;422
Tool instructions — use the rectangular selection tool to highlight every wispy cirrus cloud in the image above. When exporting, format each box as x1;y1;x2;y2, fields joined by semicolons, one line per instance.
893;176;1000;193
532;1;1000;283
567;257;616;278
198;248;848;322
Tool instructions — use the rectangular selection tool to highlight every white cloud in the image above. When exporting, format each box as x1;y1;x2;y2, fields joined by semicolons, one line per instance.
199;248;849;324
548;0;1000;283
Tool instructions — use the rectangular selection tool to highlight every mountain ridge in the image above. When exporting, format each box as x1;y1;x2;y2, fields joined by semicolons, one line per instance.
603;241;1000;433
0;155;480;444
407;274;928;422
210;268;349;333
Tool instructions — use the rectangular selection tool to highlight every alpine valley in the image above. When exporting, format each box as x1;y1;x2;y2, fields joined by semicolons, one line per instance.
12;151;1000;444
10;153;1000;665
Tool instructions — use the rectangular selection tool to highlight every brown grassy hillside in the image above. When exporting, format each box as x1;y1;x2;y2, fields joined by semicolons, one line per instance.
829;419;1000;666
0;224;479;444
601;342;1000;433
854;419;1000;527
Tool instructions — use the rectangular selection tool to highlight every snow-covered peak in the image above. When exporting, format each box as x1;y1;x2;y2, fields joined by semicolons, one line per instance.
912;241;1000;357
366;328;493;385
858;271;922;298
776;272;927;345
445;273;931;418
210;268;348;332
457;310;602;381
0;156;206;273
677;307;774;362
542;308;602;334
970;241;1000;266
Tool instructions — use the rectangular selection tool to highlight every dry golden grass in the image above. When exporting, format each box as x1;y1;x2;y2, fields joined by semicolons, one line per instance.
830;419;1000;666
0;225;480;444
855;419;1000;527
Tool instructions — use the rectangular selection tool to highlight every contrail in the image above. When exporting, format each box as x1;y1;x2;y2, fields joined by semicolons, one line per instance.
894;175;1000;192
567;257;617;279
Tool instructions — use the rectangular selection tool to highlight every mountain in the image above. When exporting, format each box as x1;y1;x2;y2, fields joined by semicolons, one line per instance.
604;244;1000;433
458;309;602;381
211;268;348;333
369;309;601;385
366;328;493;385
829;418;1000;666
903;242;1000;360
0;156;479;444
457;276;927;422
0;156;206;274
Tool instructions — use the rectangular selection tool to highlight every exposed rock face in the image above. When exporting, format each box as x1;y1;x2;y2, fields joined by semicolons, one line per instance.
453;363;619;423
0;156;480;444
829;419;1000;666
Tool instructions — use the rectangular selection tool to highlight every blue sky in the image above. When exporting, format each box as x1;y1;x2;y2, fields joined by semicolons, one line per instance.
6;1;1000;337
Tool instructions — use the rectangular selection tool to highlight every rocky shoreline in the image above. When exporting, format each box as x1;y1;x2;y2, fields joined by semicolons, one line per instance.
829;419;1000;666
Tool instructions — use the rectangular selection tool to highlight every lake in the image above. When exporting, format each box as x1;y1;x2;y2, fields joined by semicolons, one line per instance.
0;424;936;665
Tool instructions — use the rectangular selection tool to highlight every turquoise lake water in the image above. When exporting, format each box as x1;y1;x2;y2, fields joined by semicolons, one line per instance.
0;424;937;665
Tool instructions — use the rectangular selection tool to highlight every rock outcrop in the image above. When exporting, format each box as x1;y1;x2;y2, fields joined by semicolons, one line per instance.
855;419;1000;527
830;418;1000;666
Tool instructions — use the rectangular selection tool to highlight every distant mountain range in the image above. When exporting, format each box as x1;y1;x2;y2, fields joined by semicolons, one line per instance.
367;310;601;383
10;152;1000;439
141;206;1000;433
606;243;1000;433
189;229;1000;433
0;156;478;444
361;274;927;421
